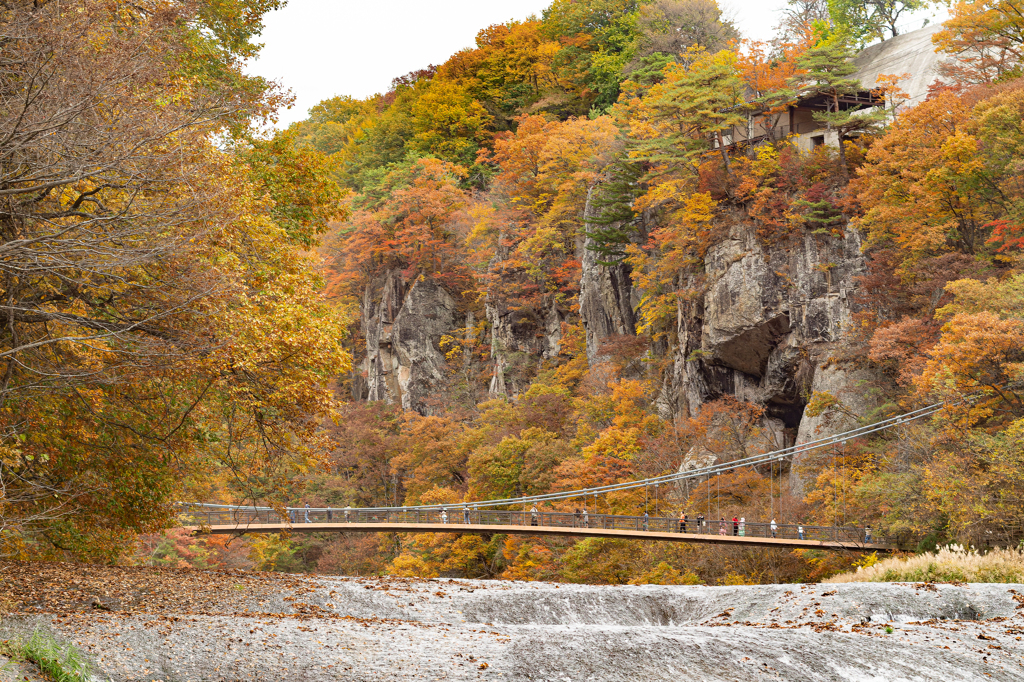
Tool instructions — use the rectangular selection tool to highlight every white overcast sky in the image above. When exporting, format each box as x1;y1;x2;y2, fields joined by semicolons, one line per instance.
249;0;944;127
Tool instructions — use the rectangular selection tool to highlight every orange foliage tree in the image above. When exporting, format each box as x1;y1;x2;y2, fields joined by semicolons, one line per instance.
472;114;619;315
331;158;474;296
935;0;1024;84
854;84;1024;276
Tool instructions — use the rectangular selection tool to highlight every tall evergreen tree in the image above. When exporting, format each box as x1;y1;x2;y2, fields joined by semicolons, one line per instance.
585;158;646;264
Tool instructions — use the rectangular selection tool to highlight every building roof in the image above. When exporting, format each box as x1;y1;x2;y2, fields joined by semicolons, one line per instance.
853;22;947;109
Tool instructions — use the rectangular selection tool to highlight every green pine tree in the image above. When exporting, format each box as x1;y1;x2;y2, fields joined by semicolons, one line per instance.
791;41;885;179
585;158;645;265
631;49;749;183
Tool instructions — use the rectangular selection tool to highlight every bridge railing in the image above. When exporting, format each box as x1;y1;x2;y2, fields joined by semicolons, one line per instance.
178;506;881;545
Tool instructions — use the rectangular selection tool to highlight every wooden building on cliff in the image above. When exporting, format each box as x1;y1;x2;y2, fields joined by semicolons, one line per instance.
719;23;945;153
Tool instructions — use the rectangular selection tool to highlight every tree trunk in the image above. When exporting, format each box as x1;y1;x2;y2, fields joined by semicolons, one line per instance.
837;132;849;182
716;130;732;180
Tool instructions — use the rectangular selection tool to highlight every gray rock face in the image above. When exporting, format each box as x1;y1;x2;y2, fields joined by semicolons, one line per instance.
484;232;565;396
790;363;877;494
578;199;640;366
23;574;1024;682
362;271;457;414
572;190;871;492
485;297;563;397
697;220;862;397
702;236;791;378
659;217;866;459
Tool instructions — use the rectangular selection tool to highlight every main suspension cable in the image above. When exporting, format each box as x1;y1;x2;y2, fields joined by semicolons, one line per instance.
184;401;946;514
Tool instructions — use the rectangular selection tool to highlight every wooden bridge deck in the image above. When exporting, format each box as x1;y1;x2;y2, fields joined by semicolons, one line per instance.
191;522;893;552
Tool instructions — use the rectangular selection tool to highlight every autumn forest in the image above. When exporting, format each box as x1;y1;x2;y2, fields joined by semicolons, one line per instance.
1;0;1022;586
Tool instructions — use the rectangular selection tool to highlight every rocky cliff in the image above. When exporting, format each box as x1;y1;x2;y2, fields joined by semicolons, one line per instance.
359;270;457;414
578;191;640;367
576;202;872;493
354;194;872;492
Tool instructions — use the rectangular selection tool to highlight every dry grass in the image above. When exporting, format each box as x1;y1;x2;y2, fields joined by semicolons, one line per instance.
826;545;1024;584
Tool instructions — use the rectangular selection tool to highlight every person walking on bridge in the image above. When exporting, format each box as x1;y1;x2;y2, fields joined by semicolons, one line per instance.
344;506;352;523
770;518;778;538
441;508;448;524
463;506;470;525
798;524;805;540
739;517;745;536
679;512;687;533
732;516;739;536
696;513;704;533
643;511;649;531
327;508;333;522
530;505;538;526
304;503;311;523
865;525;872;543
718;517;727;535
583;508;589;528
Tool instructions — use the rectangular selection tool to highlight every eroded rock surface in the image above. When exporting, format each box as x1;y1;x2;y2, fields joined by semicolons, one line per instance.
486;296;562;397
790;363;878;494
2;563;1023;681
677;220;864;420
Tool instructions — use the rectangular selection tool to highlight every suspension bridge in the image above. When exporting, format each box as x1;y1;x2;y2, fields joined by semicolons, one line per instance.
181;402;948;553
182;505;887;551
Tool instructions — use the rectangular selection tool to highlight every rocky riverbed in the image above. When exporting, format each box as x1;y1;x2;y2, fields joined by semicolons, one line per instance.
2;562;1024;681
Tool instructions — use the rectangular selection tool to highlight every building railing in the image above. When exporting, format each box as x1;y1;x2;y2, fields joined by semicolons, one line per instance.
177;505;881;546
717;122;837;149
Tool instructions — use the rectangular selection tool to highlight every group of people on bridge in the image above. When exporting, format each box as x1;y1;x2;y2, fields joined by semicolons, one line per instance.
276;503;874;544
289;503;354;524
679;513;759;537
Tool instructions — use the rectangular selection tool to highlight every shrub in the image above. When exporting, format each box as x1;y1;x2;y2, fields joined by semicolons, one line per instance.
825;545;1024;583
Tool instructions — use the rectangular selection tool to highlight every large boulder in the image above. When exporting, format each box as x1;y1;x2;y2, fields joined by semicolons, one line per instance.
790;363;876;495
